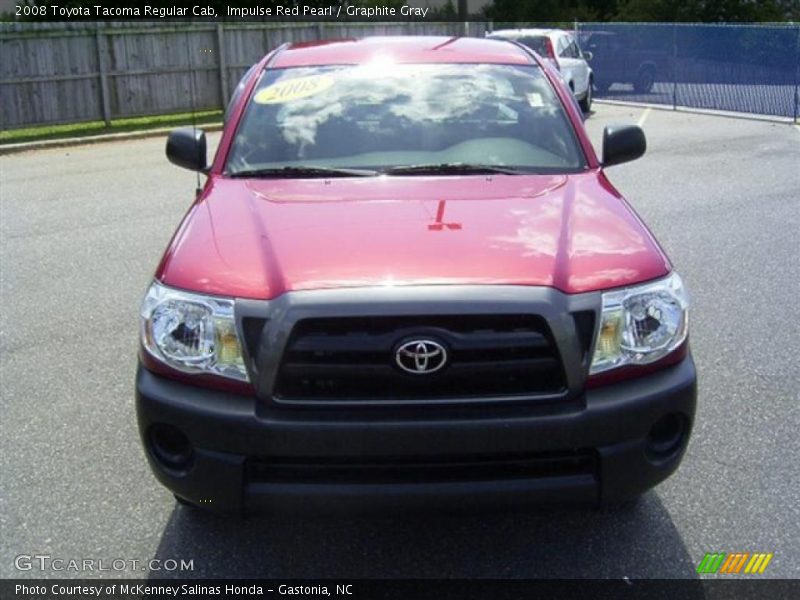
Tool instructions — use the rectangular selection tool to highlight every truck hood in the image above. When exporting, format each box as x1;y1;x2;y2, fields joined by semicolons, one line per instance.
157;172;670;299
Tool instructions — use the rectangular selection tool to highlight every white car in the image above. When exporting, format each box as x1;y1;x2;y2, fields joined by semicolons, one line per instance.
487;28;594;112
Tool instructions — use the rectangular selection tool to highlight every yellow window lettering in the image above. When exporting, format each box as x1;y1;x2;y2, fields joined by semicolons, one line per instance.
254;75;335;104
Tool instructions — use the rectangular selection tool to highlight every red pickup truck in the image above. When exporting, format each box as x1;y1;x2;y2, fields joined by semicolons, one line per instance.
136;36;695;514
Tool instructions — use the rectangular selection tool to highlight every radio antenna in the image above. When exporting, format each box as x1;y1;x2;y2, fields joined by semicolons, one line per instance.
185;29;202;197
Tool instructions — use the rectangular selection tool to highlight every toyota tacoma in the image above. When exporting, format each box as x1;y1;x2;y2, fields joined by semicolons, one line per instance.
136;36;696;513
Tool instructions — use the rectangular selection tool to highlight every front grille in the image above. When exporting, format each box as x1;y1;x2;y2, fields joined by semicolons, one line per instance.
247;451;596;485
272;314;567;403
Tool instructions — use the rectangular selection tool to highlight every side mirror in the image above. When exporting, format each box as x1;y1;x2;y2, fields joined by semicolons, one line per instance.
166;127;207;172
583;50;593;61
602;125;646;167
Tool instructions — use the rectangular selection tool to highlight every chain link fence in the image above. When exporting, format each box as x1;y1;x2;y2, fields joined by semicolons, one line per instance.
2;21;799;129
576;22;800;120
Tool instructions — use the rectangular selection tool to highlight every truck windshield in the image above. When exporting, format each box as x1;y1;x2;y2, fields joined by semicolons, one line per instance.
226;63;586;176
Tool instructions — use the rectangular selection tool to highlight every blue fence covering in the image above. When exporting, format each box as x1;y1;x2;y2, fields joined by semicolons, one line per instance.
576;23;800;120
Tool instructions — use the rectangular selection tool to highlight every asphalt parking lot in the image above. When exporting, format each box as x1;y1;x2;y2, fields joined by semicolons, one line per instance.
1;103;798;580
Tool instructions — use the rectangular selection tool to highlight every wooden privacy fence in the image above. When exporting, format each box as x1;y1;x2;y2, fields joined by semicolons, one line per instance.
0;21;490;129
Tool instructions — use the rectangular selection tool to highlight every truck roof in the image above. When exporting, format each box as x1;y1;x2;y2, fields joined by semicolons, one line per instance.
271;36;535;68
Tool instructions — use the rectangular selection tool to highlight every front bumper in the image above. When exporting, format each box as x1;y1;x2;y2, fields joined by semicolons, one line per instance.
135;354;697;513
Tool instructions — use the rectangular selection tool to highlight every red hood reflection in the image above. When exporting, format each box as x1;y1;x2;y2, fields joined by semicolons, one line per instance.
157;171;670;299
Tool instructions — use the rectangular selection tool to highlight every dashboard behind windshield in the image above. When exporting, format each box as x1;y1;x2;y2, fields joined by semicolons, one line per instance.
226;63;586;175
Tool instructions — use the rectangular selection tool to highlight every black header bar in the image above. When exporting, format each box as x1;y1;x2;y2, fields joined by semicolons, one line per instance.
6;2;486;23
3;579;800;600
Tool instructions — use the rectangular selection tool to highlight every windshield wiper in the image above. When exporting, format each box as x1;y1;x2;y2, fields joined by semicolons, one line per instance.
383;163;522;176
227;166;378;178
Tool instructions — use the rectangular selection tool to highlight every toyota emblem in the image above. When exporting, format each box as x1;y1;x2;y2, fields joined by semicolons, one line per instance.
395;339;448;374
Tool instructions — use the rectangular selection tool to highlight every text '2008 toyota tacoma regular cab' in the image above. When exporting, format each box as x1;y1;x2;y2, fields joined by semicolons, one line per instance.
136;36;696;514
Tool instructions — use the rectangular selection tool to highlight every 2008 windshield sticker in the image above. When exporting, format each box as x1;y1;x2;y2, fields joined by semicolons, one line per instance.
254;74;335;104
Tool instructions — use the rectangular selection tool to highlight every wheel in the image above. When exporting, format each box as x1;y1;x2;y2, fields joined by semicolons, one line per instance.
173;494;247;517
579;79;593;113
633;67;655;94
174;494;201;510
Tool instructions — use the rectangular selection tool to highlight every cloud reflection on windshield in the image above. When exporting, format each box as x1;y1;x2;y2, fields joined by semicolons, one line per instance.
269;64;555;156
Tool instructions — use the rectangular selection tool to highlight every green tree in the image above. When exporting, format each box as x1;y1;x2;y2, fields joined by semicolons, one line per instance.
614;0;789;22
484;0;799;22
431;0;459;19
485;0;612;23
350;0;406;10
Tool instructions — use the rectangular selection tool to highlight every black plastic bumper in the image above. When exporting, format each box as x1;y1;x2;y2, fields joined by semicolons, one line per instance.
135;356;696;513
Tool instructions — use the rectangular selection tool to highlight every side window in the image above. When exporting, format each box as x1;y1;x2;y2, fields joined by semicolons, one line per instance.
557;36;568;58
570;42;580;59
563;36;579;59
224;64;258;124
519;36;549;56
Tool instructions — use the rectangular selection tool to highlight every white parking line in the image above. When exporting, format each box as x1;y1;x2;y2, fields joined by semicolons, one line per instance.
637;108;652;128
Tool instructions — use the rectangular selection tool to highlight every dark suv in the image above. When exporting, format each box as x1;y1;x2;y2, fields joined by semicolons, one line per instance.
583;31;672;93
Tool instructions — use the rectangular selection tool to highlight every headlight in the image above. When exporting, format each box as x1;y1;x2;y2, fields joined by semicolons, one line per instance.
590;272;689;374
140;282;248;382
